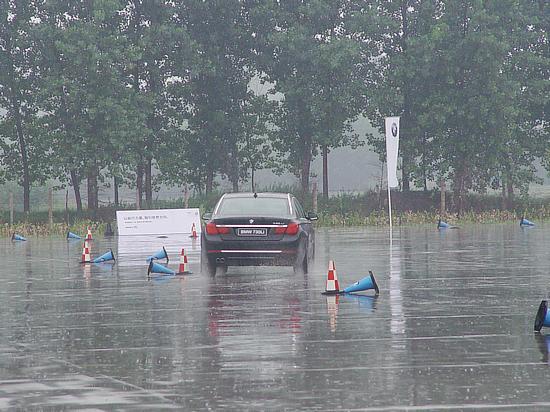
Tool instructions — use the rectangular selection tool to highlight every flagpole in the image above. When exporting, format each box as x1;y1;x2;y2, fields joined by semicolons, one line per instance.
387;165;393;234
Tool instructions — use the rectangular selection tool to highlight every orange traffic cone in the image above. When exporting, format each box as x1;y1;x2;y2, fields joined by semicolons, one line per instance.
177;248;192;275
322;260;340;295
80;242;91;263
190;223;198;238
86;226;93;241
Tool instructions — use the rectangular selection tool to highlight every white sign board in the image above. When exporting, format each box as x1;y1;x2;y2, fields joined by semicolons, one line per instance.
117;233;201;267
116;208;201;236
385;116;400;188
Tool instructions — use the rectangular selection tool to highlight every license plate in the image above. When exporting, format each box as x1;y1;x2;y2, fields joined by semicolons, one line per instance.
237;228;267;236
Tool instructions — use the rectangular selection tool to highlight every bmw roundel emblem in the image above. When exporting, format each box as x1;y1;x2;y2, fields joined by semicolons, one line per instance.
249;219;254;224
391;122;398;137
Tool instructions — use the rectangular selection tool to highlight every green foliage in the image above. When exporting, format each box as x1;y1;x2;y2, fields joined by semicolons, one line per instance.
157;0;271;194
255;0;369;193
365;0;549;214
0;0;548;215
7;190;550;237
0;1;50;212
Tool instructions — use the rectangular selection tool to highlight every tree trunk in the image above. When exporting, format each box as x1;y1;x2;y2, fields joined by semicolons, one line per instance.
300;136;313;194
145;157;152;208
93;165;99;210
7;54;31;213
322;145;329;200
300;149;312;194
453;171;465;217
87;168;98;211
440;178;446;218
228;156;239;192
136;162;143;209
11;93;30;213
15;120;30;213
70;169;82;211
86;171;94;210
400;0;410;192
114;175;119;206
501;180;507;210
312;182;318;213
133;49;144;209
206;170;214;195
87;175;93;210
506;181;514;209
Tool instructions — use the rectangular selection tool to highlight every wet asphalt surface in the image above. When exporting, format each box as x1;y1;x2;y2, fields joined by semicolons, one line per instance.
2;224;550;410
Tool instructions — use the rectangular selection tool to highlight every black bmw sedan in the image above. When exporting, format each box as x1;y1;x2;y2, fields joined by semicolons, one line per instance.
201;192;317;275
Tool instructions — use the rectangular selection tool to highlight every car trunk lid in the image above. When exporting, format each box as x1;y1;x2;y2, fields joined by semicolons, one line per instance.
212;216;292;241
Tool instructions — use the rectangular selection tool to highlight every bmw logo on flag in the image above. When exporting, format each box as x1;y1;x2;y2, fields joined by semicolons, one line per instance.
391;122;398;137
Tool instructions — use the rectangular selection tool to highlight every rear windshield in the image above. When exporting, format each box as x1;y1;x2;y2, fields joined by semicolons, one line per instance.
216;197;291;217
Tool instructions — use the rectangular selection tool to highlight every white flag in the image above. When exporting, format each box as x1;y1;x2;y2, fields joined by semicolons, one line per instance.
385;117;400;188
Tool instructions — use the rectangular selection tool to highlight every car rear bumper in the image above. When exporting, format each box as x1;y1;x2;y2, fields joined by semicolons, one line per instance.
208;250;297;266
203;237;301;266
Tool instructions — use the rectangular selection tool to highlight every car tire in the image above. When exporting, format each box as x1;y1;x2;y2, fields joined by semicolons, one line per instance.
293;240;308;274
201;236;216;276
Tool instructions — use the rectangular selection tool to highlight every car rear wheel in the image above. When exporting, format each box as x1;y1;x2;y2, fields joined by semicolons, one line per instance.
293;241;308;274
201;236;216;276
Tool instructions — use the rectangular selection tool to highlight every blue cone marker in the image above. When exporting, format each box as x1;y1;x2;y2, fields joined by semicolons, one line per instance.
12;233;27;241
520;217;534;227
438;219;458;229
147;260;175;277
535;300;550;331
343;271;379;295
146;247;169;262
93;249;115;263
438;219;451;228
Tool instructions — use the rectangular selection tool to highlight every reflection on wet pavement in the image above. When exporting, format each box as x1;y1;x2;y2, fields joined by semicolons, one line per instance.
2;224;550;409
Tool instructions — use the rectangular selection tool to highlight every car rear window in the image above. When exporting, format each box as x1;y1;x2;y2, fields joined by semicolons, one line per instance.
216;197;291;217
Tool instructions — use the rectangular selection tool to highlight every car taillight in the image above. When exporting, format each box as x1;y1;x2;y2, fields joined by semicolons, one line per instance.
206;222;218;234
206;223;230;234
274;223;299;235
285;222;299;235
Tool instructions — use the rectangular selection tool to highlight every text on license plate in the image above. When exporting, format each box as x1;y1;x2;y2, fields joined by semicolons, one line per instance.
237;228;267;236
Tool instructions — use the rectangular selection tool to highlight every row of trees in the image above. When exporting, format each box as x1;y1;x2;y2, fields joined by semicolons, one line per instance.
1;0;549;214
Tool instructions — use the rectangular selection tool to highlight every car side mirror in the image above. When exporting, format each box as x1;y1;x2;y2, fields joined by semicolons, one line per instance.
306;212;318;221
202;212;212;220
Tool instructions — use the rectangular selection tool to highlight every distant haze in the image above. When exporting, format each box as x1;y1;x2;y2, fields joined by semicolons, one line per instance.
253;116;382;193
